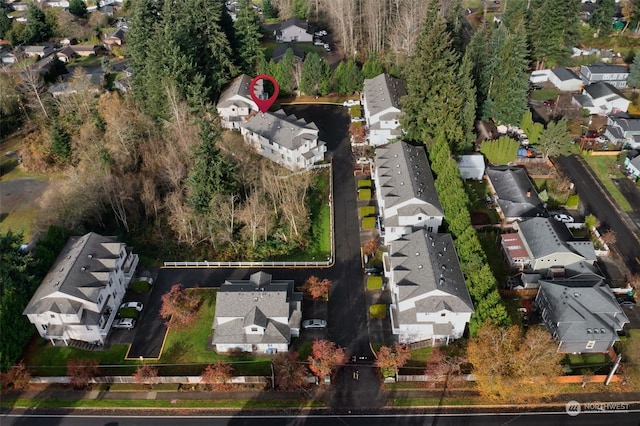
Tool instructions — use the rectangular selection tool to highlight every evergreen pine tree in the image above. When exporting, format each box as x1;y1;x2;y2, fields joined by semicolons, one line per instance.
233;0;265;74
590;0;616;36
300;52;330;96
629;52;640;89
402;15;464;149
50;122;71;163
333;60;363;95
527;0;581;68
362;54;384;79
0;1;13;38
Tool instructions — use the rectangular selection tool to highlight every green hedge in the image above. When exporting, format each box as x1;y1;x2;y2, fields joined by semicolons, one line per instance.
362;217;376;229
350;104;362;117
359;206;375;218
358;189;371;200
118;307;139;319
130;280;151;293
358;179;372;188
367;276;383;290
369;304;387;319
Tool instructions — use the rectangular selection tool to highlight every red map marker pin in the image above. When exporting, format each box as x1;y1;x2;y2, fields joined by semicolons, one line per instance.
249;74;279;113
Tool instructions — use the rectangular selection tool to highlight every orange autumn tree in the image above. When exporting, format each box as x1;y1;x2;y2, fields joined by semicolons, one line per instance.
375;343;411;378
307;339;348;381
133;365;159;387
160;283;200;326
363;237;379;257
299;275;332;300
200;361;234;391
272;352;308;390
67;359;100;390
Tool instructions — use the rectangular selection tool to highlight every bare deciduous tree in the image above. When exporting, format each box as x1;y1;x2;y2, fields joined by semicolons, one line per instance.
160;284;200;327
67;359;100;390
307;339;348;380
132;365;159;388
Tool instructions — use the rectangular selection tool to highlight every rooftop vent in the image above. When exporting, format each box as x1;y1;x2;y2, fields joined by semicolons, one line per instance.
88;254;93;258
415;252;420;256
418;265;423;269
81;267;86;271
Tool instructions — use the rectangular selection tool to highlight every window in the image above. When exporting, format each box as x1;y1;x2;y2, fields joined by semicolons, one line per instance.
440;313;446;317
586;340;596;350
41;324;48;331
50;314;55;319
251;327;258;332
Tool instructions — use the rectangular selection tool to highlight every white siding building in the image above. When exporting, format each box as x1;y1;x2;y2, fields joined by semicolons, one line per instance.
23;233;139;346
212;272;302;354
373;142;444;244
240;109;326;170
362;74;406;146
216;74;262;130
385;231;474;345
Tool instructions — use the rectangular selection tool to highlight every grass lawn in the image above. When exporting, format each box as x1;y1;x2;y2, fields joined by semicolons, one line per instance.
583;154;633;212
67;55;103;68
23;341;139;376
530;88;558;101
156;289;271;376
476;229;510;286
304;168;331;260
22;290;271;377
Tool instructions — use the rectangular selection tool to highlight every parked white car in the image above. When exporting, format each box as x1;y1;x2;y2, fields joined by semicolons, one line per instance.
351;117;365;123
313;39;324;46
112;318;136;329
343;100;360;107
119;301;144;312
314;30;327;37
553;214;574;223
356;157;372;165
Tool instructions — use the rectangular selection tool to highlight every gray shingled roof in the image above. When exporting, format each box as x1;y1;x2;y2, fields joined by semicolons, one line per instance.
280;18;309;31
23;233;123;315
573;94;594;108
552;67;580;82
363;73;406;118
584;82;626;100
389;231;473;326
582;63;629;76
539;278;628;345
518;217;596;261
374;142;443;214
217;74;256;108
272;43;305;63
212;271;301;346
240;109;322;151
486;166;547;219
610;116;640;133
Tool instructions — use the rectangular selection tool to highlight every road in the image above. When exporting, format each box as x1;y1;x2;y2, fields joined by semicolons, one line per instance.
3;411;640;426
125;105;380;409
556;155;640;276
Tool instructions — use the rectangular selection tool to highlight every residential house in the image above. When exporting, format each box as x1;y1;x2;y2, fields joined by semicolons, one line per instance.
211;271;302;354
536;278;629;353
216;74;262;130
385;230;474;345
362;73;406;146
274;18;313;43
549;67;583;91
486;166;548;223
69;45;99;57
1;51;18;64
604;115;640;149
572;82;630;115
23;45;55;59
529;69;550;84
271;43;305;63
373;142;444;244
104;28;126;47
579;63;629;88
23;233;139;346
56;46;77;63
11;2;29;11
624;149;640;179
501;217;597;278
239;109;327;170
45;0;70;7
456;154;485;180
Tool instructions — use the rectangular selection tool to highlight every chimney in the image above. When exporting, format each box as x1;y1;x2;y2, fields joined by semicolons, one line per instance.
526;188;532;198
